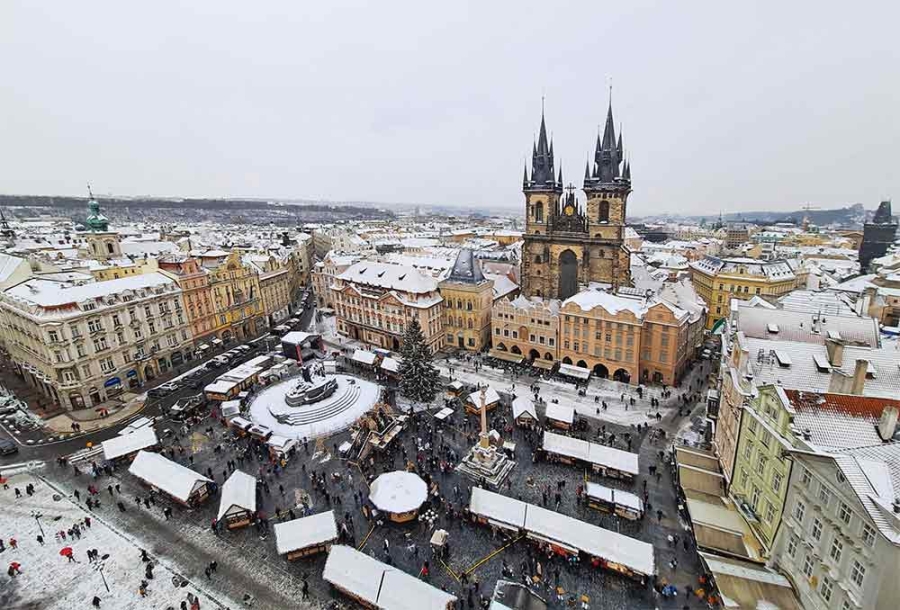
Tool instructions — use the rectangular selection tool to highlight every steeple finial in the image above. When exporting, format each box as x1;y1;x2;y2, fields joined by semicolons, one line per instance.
523;163;529;186
558;163;563;187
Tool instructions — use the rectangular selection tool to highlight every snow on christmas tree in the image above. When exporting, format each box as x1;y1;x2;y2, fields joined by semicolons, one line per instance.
398;318;439;403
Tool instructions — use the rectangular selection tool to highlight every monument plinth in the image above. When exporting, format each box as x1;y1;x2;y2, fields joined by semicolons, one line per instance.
457;386;514;488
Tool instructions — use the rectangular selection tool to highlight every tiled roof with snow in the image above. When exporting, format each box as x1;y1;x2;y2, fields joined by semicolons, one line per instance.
734;305;880;347
563;289;647;318
784;390;900;451
338;261;438;294
4;272;177;308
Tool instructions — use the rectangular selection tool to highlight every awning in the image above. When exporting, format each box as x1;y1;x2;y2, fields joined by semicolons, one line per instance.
351;349;377;366
489;349;524;364
531;358;555;370
104;377;122;388
558;363;591;380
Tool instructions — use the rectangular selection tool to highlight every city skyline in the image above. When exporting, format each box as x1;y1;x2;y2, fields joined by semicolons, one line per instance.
2;1;897;215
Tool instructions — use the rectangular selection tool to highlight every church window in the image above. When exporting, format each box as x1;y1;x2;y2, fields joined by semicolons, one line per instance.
106;242;114;254
534;202;544;222
599;200;610;223
535;255;542;264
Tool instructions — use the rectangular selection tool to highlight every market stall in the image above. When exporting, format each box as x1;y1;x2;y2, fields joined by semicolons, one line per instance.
367;471;427;523
464;386;501;415
128;450;212;507
511;396;538;429
274;511;338;560
101;426;159;463
542;431;639;481
544;402;575;431
585;482;644;520
217;470;257;529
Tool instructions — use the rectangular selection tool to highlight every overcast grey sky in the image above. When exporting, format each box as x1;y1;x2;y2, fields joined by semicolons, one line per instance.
2;1;897;216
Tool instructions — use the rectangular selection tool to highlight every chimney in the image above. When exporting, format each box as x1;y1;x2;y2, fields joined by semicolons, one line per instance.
825;338;844;368
851;359;869;395
878;406;899;442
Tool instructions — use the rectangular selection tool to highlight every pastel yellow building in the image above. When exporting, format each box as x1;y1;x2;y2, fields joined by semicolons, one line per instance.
439;250;494;352
689;257;799;329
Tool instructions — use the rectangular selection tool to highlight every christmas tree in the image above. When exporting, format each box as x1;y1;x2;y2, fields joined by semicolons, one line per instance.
398;318;440;403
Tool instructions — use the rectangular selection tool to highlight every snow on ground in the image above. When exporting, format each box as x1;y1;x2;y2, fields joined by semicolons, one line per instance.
0;474;234;610
248;374;380;439
437;363;661;426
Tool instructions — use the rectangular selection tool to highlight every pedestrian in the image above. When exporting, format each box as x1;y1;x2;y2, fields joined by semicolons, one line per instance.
204;566;212;580
301;579;309;600
92;596;101;607
9;537;17;550
84;517;91;528
209;561;217;573
117;501;126;512
36;534;44;545
107;485;113;496
114;484;120;494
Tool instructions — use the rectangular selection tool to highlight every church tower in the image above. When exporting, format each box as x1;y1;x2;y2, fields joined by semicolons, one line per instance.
520;99;631;300
582;99;632;289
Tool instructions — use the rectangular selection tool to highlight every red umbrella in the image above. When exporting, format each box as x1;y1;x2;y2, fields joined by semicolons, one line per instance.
9;562;21;570
59;547;73;557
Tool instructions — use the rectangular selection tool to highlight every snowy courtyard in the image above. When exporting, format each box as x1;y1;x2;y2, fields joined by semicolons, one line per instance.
0;473;232;610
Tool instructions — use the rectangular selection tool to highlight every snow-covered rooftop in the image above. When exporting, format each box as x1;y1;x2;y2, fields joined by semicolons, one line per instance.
4;271;176;308
338;261;439;294
217;470;258;521
274;510;337;554
101;426;158;461
128;450;211;503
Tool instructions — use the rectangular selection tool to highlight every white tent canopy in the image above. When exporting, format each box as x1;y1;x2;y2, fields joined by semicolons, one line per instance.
323;545;457;610
511;396;537;420
217;470;257;521
102;426;158;461
369;471;427;514
544;402;575;424
274;511;337;555
557;363;591;380
543;431;639;477
466;386;501;408
128;451;211;503
351;349;377;365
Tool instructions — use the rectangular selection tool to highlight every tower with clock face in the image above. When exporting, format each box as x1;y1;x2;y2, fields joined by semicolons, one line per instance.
520;102;631;301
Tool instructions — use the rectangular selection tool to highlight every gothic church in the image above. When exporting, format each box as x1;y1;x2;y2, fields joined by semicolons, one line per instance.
520;102;632;299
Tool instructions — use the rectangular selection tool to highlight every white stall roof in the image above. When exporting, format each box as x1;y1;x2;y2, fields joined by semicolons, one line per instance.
230;416;253;430
323;545;387;603
379;569;458;610
544;402;575;424
351;349;377;365
557;363;591;380
128;451;211;503
585;482;643;512
469;487;527;529
220;402;241;419
274;511;337;554
587;443;640;476
542;431;590;462
204;380;237;395
217;470;257;520
434;407;454;421
282;331;315;344
102;426;158;461
511;396;537;420
525;504;654;576
447;380;465;391
369;471;427;514
466;386;501;407
380;357;402;373
267;435;298;453
323;545;456;610
543;431;640;476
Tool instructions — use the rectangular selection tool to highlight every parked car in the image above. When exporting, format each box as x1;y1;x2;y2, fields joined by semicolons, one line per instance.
0;438;20;455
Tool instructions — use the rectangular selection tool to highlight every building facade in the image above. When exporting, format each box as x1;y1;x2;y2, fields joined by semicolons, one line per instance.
207;250;266;343
439;249;494;352
312;252;362;308
332;261;444;353
491;295;560;367
0;273;193;411
520;104;631;300
245;254;292;325
690;256;799;329
158;256;217;342
770;443;900;610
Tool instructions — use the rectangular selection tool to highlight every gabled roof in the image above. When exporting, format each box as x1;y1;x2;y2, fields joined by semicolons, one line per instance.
446;249;487;284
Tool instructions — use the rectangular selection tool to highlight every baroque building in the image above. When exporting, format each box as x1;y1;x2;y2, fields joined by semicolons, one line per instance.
439;249;494;352
520;103;632;300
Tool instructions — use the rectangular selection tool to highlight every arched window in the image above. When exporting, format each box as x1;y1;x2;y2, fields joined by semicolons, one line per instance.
534;202;544;222
534;255;542;264
599;200;610;223
467;319;473;329
466;302;472;311
106;242;114;254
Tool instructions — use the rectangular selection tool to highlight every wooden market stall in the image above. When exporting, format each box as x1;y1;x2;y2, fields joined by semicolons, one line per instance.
323;545;457;610
217;470;257;529
128;450;212;507
366;471;427;523
544;402;575;431
464;386;501;415
585;482;644;520
101;426;159;464
542;431;640;481
511;396;538;429
274;511;338;560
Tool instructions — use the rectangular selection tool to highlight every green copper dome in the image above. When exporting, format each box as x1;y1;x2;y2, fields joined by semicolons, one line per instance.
85;198;109;232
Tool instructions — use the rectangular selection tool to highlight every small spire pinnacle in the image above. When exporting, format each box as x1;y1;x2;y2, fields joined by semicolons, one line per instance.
584;158;591;181
558;163;563;186
523;163;529;186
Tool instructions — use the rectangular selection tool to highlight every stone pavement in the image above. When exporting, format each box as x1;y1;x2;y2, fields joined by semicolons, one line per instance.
41;362;715;609
44;394;147;434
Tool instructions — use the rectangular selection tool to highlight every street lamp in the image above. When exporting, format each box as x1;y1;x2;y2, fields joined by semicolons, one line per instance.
95;553;111;593
31;510;44;537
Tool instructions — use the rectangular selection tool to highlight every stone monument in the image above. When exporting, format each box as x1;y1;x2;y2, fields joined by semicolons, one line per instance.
456;385;515;488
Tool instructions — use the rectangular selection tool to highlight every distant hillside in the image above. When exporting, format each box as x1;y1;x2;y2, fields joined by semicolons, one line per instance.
636;203;869;227
0;194;395;225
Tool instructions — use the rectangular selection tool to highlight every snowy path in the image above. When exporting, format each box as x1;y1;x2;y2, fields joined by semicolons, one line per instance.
0;473;235;610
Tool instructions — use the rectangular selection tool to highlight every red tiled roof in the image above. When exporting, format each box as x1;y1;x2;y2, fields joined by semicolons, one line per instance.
784;389;900;418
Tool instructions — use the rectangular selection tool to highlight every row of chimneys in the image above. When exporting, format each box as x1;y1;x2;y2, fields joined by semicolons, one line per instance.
825;338;869;395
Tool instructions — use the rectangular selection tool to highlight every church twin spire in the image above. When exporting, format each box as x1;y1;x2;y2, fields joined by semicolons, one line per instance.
524;96;631;193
